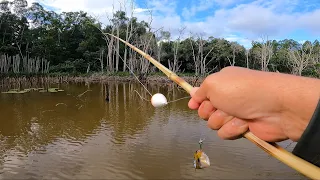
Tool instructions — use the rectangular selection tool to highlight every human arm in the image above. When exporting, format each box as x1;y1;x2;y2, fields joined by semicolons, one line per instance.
188;66;320;142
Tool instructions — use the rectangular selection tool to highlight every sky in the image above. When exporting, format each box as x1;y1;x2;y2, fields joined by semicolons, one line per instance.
25;0;320;48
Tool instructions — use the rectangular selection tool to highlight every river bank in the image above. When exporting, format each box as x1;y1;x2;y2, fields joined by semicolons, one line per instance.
0;72;205;90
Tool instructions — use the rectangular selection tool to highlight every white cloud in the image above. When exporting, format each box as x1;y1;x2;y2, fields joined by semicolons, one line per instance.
181;0;320;45
181;0;216;20
25;0;320;48
225;34;254;48
297;9;320;34
146;0;177;15
220;4;295;37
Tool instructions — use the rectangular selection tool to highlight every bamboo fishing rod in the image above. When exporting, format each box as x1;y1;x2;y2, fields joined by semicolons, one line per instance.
106;33;320;179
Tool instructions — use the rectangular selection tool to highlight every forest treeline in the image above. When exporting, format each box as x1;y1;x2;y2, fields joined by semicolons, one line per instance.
1;0;319;78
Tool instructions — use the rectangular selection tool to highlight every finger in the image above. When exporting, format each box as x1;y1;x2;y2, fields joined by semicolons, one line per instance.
217;118;249;140
207;110;234;130
198;100;216;120
188;98;200;109
190;80;211;104
188;87;201;109
189;87;199;97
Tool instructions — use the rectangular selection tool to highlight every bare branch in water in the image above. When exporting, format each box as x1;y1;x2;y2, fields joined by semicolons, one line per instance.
55;103;67;107
78;90;92;98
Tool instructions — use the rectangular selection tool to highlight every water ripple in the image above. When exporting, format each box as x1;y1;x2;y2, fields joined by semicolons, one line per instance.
0;82;306;180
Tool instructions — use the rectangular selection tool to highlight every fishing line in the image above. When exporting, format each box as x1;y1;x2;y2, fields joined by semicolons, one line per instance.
105;33;212;171
167;96;191;104
134;89;190;104
110;41;190;106
103;34;152;97
119;53;153;97
134;90;150;102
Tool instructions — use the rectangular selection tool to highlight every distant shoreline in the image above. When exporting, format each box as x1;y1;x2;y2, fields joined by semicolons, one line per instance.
0;73;205;88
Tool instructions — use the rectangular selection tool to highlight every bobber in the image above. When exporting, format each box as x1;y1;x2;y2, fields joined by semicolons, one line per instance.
151;93;168;108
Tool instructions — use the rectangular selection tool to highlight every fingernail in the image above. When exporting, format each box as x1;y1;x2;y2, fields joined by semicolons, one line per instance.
232;119;247;127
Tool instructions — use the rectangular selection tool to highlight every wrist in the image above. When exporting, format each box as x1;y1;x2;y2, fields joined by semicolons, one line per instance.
280;75;320;141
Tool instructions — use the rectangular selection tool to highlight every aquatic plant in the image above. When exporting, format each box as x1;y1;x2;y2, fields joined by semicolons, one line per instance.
1;87;64;94
1;89;28;94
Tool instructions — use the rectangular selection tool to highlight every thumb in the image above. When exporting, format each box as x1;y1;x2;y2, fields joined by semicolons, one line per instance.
190;87;199;97
188;87;201;109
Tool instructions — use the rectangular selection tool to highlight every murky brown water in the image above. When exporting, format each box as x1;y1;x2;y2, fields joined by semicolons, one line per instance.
0;81;306;179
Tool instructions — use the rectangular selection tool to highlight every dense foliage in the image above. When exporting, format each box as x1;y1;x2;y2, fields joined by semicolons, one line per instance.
0;0;319;77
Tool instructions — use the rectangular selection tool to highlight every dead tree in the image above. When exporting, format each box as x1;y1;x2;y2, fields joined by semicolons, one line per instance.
227;42;243;66
105;5;116;73
122;0;135;72
258;37;274;71
189;34;215;76
288;42;314;76
168;26;185;73
246;49;250;68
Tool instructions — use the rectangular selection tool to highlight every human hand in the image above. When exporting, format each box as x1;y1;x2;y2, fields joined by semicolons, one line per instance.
188;66;320;142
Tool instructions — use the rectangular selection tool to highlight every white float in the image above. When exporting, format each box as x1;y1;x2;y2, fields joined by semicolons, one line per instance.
150;93;168;107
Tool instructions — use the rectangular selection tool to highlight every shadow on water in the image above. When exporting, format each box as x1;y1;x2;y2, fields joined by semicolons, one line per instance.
0;79;307;179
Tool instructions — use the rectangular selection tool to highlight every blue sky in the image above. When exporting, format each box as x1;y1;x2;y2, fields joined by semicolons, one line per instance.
26;0;320;48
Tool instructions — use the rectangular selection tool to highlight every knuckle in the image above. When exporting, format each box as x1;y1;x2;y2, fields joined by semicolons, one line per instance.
207;116;221;130
220;66;237;73
217;125;235;140
217;129;228;139
198;109;208;120
208;121;220;130
197;101;209;120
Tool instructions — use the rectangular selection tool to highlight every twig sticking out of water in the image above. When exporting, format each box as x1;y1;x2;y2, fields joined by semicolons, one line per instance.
40;110;54;117
78;105;83;110
78;90;92;98
55;103;67;107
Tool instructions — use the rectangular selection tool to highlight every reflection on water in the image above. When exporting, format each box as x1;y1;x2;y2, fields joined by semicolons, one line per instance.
0;81;305;179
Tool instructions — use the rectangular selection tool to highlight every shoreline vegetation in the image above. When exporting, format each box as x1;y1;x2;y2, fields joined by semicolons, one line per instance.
0;73;201;96
0;72;204;84
0;0;319;90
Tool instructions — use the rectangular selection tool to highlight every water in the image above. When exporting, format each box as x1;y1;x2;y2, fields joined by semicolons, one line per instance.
0;81;306;179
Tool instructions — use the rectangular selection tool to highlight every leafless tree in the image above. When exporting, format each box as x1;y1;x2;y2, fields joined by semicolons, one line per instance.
288;41;314;76
168;26;185;73
104;5;116;73
258;37;274;71
98;47;105;73
227;42;243;66
122;0;135;72
246;49;250;68
189;33;215;76
127;6;156;76
0;54;49;74
0;54;11;73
